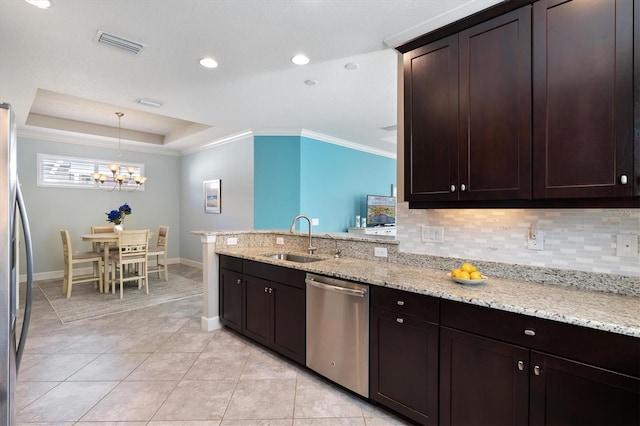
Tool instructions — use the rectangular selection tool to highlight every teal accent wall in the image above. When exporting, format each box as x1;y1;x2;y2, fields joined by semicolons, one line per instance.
254;136;301;230
254;135;396;232
300;137;395;232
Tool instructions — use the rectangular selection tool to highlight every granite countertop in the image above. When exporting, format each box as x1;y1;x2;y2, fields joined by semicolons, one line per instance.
216;247;640;338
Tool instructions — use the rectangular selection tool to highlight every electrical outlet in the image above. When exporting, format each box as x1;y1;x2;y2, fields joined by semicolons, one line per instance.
421;226;444;243
311;218;319;226
276;237;284;245
227;237;238;246
527;230;544;251
374;247;388;258
616;234;638;257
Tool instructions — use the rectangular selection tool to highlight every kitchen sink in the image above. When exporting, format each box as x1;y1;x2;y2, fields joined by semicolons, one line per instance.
264;253;325;263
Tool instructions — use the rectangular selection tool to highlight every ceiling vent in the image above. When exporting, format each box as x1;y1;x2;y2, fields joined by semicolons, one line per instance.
381;124;397;131
95;30;146;55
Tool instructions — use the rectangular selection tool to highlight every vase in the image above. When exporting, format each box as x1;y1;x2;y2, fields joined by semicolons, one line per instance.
113;224;124;233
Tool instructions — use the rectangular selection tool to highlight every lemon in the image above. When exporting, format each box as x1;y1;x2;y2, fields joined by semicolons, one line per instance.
461;263;477;273
470;271;483;280
451;268;463;278
458;271;471;280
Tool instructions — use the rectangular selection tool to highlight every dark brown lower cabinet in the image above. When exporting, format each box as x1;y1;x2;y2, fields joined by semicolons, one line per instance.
242;273;306;365
219;255;306;365
219;267;243;332
242;274;271;346
440;327;529;426
440;327;640;426
370;307;439;425
529;351;640;426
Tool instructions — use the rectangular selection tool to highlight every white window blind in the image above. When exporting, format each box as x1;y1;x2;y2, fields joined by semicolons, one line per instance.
37;153;145;191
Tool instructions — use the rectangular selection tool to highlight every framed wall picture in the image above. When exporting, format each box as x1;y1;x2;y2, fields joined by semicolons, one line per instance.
203;179;221;214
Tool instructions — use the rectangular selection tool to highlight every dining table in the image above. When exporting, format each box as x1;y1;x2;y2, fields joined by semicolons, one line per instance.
80;231;153;293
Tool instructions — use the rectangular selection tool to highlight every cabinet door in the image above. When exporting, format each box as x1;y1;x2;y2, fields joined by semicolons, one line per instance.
530;351;640;426
242;274;270;346
404;34;459;202
533;0;634;198
459;6;532;201
440;327;529;426
370;308;439;425
270;281;305;365
219;268;243;332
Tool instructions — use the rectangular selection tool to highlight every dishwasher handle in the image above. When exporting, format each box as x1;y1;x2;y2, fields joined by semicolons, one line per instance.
305;278;367;298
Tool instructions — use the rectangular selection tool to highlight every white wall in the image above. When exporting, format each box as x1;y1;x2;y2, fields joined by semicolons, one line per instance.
17;136;181;275
396;204;640;277
179;136;254;263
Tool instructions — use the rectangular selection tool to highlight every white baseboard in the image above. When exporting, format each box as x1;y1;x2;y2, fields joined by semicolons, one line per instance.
201;315;222;332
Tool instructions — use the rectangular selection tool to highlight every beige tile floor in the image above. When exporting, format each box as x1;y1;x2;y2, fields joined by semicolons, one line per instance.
16;264;414;425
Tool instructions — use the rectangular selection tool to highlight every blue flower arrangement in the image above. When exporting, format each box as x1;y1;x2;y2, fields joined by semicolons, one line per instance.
106;203;132;225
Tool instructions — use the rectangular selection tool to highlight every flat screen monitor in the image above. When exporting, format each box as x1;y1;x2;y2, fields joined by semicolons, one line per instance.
366;195;396;227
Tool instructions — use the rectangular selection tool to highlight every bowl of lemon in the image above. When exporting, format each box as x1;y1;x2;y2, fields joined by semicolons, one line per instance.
449;263;487;285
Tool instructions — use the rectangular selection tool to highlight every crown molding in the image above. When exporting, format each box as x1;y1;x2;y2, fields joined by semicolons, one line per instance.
180;130;254;155
300;129;396;159
18;128;179;157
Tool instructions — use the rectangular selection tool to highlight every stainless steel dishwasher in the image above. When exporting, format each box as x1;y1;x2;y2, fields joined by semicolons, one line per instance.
305;273;369;397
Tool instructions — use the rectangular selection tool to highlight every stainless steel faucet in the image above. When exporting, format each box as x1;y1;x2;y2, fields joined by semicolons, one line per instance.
289;214;316;254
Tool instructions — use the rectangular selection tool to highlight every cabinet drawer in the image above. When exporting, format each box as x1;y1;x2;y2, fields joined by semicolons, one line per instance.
219;254;242;273
243;259;306;289
371;286;439;324
441;299;639;377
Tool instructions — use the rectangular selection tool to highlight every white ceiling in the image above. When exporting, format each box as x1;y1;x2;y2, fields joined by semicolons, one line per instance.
0;0;502;155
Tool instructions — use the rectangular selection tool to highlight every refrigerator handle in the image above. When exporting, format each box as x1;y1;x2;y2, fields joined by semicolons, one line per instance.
14;181;33;372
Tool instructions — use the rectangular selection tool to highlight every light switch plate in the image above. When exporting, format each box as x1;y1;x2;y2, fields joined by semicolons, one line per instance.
227;237;238;246
276;237;284;245
374;247;388;257
527;230;544;250
421;226;444;243
616;234;638;257
311;218;319;226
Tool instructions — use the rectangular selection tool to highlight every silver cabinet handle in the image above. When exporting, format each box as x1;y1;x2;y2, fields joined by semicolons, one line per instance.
517;360;524;371
450;184;456;192
534;365;541;376
268;287;273;294
621;175;628;184
396;300;405;306
396;318;404;324
524;329;536;336
461;184;466;191
264;286;268;293
236;278;242;285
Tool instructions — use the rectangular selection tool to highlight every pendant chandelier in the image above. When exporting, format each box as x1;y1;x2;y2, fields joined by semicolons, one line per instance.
91;112;147;192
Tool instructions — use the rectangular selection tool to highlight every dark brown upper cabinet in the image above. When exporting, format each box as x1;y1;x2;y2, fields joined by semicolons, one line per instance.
401;0;639;208
532;0;635;199
404;6;532;203
404;34;459;202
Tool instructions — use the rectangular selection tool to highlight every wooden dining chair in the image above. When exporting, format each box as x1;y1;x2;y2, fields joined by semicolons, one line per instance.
147;225;169;281
109;229;149;299
60;229;103;298
90;225;116;250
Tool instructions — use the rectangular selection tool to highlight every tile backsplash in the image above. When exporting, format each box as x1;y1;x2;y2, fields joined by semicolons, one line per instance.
396;205;640;277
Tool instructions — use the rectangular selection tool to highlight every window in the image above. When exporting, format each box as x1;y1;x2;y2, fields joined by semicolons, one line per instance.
37;153;145;191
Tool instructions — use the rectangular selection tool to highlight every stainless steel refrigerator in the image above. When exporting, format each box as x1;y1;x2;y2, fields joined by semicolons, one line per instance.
1;103;34;425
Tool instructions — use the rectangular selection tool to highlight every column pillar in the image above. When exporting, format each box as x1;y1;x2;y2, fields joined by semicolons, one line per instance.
200;234;221;331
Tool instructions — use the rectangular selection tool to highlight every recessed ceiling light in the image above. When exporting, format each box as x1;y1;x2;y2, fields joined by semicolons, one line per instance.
291;55;310;65
24;0;53;8
305;80;318;86
199;57;218;68
344;62;359;70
